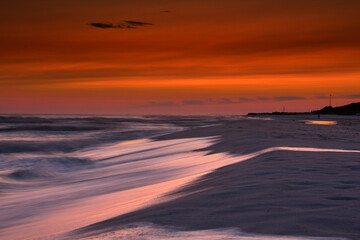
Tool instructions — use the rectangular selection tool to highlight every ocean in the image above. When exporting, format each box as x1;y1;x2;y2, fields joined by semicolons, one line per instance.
0;115;358;240
0;115;232;239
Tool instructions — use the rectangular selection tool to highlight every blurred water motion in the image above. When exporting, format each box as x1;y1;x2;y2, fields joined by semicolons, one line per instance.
81;223;345;240
0;137;221;239
1;115;358;240
0;115;234;239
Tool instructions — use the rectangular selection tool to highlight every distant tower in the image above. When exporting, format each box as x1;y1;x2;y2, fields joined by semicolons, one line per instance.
329;94;332;107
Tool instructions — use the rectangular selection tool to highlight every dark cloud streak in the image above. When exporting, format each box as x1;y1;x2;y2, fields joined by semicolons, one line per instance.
343;94;360;99
273;96;305;101
149;101;176;107
124;20;153;26
316;94;360;100
89;23;121;29
89;20;153;30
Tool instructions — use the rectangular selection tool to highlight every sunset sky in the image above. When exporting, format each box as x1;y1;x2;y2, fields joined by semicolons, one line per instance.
1;0;359;114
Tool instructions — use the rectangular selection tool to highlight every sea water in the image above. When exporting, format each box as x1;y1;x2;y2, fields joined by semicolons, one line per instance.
0;115;354;240
0;115;228;239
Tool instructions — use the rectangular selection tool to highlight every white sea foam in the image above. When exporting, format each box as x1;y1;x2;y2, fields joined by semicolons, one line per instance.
80;223;347;240
1;136;359;239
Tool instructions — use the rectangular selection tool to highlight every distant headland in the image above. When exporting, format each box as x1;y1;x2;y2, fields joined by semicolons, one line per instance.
248;102;360;116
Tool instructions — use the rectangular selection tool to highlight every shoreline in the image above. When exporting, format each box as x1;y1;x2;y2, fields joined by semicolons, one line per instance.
73;116;360;239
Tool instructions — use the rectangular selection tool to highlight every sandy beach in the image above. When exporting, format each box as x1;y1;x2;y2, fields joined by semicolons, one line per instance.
1;115;360;240
73;115;360;240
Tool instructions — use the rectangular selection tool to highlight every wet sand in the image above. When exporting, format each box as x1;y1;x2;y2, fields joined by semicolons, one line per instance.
74;115;360;239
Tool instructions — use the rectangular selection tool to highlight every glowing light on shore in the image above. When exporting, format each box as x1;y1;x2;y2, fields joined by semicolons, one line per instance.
302;120;337;125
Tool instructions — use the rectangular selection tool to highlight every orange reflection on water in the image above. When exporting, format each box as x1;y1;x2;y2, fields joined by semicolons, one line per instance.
302;120;337;125
117;139;148;146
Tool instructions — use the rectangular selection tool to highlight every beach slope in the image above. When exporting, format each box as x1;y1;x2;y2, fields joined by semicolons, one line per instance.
76;116;360;239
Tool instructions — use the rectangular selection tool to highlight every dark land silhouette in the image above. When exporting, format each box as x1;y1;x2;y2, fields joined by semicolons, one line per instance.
248;102;360;116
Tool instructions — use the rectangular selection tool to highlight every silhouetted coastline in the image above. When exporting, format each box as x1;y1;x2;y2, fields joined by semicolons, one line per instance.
248;102;360;116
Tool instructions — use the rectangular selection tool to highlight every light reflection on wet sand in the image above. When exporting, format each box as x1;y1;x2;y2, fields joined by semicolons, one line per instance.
301;120;337;125
1;137;360;240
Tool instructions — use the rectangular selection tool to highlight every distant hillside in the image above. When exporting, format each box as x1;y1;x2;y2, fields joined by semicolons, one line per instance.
314;102;360;115
248;102;360;116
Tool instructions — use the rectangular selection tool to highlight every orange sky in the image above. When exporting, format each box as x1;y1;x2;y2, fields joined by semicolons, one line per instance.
1;0;359;114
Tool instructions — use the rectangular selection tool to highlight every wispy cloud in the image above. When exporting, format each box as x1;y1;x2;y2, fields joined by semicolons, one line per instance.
182;100;205;105
342;94;360;99
89;20;153;29
257;97;271;101
214;98;251;104
149;101;176;107
273;96;305;101
316;94;360;100
315;95;329;99
145;96;307;107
